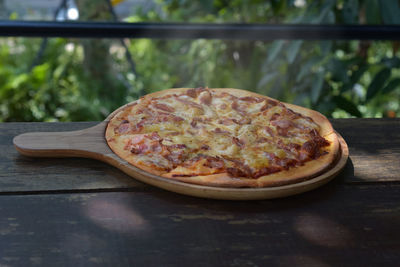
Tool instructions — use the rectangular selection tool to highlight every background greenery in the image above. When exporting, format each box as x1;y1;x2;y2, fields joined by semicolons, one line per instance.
1;0;399;122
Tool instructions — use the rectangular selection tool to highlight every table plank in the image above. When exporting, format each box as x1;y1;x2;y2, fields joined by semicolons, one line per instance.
0;119;399;193
0;183;399;266
0;122;146;192
332;118;400;183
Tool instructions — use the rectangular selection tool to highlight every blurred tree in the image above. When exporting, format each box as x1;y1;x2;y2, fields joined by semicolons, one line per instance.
0;0;7;19
0;0;399;121
75;0;122;114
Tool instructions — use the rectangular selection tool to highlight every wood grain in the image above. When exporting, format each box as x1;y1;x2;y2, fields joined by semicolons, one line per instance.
331;118;400;183
0;184;398;266
0;122;144;192
1;119;399;266
12;122;348;200
0;119;399;194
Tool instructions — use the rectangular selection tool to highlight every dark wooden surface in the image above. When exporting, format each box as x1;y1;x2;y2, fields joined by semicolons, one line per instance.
1;119;399;266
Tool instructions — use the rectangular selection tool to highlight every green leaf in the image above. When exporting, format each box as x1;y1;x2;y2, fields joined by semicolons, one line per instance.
266;40;285;64
319;41;332;55
286;40;303;64
311;72;324;104
341;65;368;92
366;68;391;101
382;78;400;94
296;57;320;82
293;92;309;106
333;95;362;117
257;72;278;88
380;1;400;24
342;0;358;24
312;0;336;23
365;0;381;24
9;73;29;89
381;57;400;68
327;58;349;83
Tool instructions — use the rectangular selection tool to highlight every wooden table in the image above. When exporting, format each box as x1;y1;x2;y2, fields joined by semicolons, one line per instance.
1;119;399;266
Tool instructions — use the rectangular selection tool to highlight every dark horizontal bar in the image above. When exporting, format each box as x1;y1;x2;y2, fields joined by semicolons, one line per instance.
1;20;400;40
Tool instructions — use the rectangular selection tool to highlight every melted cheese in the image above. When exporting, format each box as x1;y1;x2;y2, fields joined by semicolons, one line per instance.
111;88;329;176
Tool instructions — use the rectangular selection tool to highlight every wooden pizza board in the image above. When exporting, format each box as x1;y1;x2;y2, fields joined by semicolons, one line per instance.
13;120;348;200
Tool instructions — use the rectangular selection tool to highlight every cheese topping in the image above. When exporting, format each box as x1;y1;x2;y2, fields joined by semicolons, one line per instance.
108;88;330;178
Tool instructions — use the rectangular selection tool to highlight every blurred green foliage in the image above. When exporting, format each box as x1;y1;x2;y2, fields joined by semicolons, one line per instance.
0;0;399;122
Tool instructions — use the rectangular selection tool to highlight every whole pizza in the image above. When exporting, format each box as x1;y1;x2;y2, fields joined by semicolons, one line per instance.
106;88;339;188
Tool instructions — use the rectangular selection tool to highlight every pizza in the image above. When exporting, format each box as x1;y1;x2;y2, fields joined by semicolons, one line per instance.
105;88;339;188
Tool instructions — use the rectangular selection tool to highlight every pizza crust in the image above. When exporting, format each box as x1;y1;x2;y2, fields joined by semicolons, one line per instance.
106;88;340;188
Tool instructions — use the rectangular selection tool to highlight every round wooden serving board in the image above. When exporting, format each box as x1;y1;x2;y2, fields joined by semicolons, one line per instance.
13;120;348;200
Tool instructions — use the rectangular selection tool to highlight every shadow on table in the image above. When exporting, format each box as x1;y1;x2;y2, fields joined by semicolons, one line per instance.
148;157;355;213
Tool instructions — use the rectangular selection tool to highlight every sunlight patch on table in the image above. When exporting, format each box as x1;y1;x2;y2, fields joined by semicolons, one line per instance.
294;213;353;248
84;196;150;235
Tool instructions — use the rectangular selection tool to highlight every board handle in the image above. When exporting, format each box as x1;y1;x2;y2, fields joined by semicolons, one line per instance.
13;122;111;160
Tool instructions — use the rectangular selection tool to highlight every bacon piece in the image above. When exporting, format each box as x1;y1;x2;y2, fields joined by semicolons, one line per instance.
199;90;212;105
309;129;330;147
185;87;207;98
181;154;225;171
200;144;210;150
190;117;211;128
148;132;162;141
116;122;130;134
218;118;234;125
256;137;270;143
153;103;175;112
150;142;163;153
285;108;301;120
270;113;280;121
252;166;281;178
186;87;208;98
271;119;293;129
172;115;184;122
213;128;230;134
223;157;253;177
216;92;238;101
203;156;225;169
282;143;301;157
277;127;289;137
168;144;187;150
176;97;204;110
130;143;148;154
146;113;183;124
299;151;309;161
227;167;248;177
219;103;228;110
186;88;197;98
264;126;275;137
232;101;248;116
274;157;298;170
165;150;186;167
301;141;318;159
260;99;279;111
265;152;278;162
268;99;278;106
288;143;301;151
232;137;245;148
231;101;240;111
282;158;299;169
233;117;251;125
132;135;145;144
239;96;264;103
